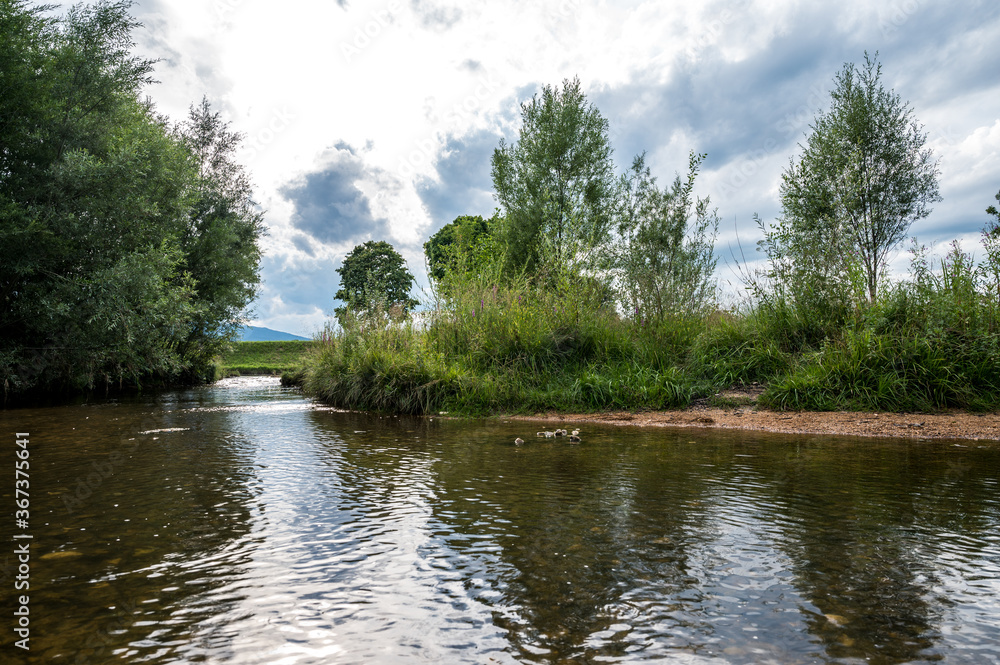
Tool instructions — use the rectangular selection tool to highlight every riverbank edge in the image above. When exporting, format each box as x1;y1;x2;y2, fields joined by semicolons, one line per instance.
506;406;1000;442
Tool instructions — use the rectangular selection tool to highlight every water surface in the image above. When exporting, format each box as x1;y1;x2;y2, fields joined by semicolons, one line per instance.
3;376;999;664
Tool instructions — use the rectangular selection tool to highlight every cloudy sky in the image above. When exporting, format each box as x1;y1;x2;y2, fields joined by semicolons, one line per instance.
128;0;1000;337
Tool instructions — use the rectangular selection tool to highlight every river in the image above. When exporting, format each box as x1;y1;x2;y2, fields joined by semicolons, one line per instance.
3;376;999;664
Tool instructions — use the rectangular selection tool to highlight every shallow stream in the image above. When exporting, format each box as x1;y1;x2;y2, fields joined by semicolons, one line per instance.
3;376;999;663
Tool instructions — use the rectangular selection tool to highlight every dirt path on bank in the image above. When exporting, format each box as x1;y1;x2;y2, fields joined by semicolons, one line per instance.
510;390;1000;442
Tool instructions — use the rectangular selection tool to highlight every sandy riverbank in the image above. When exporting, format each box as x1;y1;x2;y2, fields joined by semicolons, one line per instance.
511;403;1000;442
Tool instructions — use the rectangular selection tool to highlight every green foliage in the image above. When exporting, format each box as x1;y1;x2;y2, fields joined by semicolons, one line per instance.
987;188;1000;230
753;210;857;333
762;326;1000;412
982;193;1000;312
423;213;497;284
691;314;792;386
0;0;262;398
490;77;717;321
304;234;1000;416
776;51;940;305
302;321;447;415
763;239;1000;412
174;97;266;374
0;1;55;181
491;77;617;281
614;151;719;320
425;274;626;375
305;269;714;416
334;240;418;324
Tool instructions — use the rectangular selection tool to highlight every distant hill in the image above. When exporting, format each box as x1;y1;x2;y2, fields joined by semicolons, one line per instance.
238;325;310;342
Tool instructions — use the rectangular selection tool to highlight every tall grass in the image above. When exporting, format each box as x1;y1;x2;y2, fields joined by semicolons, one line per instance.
763;240;1000;411
302;275;712;415
300;236;1000;415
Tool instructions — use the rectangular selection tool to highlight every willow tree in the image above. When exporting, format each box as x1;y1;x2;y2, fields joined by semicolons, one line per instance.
0;1;264;396
490;77;616;281
779;52;940;305
174;98;265;373
614;151;719;320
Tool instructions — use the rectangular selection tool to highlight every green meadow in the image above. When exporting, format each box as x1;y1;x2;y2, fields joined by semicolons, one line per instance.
221;341;313;376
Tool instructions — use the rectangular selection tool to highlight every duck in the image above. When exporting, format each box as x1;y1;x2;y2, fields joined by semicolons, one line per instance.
571;429;580;437
568;435;582;443
554;429;566;436
514;437;525;445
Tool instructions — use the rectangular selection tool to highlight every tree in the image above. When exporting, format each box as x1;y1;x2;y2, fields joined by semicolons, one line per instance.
423;213;497;284
983;189;1000;307
334;241;418;323
1;0;192;394
779;52;940;305
174;97;266;374
614;152;719;320
0;1;55;190
491;77;616;280
0;0;263;396
987;188;1000;237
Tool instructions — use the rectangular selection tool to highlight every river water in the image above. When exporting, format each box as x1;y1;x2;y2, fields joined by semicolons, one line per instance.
3;376;1000;664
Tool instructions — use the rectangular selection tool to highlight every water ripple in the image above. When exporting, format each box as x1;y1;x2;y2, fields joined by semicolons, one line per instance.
9;377;1000;664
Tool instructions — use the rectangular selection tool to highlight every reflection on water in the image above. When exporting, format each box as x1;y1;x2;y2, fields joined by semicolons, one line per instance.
2;376;999;664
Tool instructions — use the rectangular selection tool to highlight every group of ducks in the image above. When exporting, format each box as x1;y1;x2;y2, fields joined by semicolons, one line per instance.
514;429;582;445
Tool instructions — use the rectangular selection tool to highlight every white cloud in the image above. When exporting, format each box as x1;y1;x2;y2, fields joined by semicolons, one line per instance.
944;120;1000;190
129;0;1000;336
